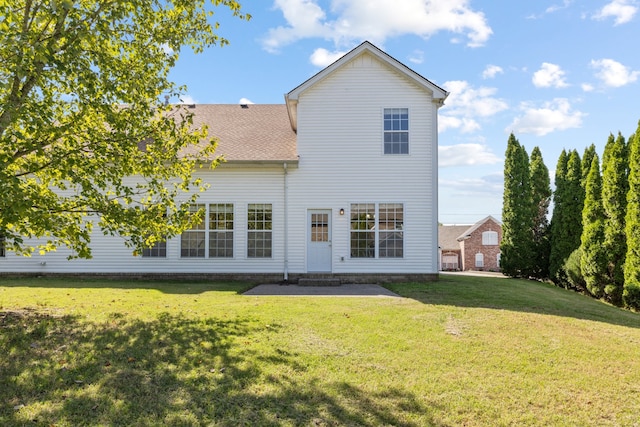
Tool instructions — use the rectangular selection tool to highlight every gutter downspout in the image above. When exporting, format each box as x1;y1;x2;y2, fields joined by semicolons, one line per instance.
283;162;289;282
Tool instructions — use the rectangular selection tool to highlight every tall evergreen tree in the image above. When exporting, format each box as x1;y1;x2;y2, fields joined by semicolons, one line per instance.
580;155;607;298
550;150;584;287
500;134;532;277
602;132;628;305
529;147;552;279
624;126;640;310
549;150;568;282
581;144;597;188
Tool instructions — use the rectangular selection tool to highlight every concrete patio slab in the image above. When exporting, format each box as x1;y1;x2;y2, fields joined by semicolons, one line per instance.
243;283;401;297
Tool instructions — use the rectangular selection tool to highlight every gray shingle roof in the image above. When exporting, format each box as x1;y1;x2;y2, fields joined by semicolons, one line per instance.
439;225;470;250
180;104;298;163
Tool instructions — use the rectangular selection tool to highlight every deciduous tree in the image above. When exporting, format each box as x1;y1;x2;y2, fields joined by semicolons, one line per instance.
0;0;249;257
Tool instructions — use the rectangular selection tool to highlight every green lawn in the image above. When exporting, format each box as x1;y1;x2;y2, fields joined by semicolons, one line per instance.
1;275;639;426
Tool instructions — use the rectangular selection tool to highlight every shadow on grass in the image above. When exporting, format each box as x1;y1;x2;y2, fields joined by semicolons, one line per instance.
0;310;446;426
386;274;640;329
0;276;253;295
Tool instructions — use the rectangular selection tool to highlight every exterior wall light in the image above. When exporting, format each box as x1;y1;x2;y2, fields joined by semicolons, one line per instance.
339;208;345;215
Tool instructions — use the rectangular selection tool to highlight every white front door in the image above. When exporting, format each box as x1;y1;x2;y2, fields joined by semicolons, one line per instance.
307;210;332;272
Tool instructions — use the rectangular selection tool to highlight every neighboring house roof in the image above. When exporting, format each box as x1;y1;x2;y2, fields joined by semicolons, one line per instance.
284;40;449;132
439;225;471;250
180;104;298;165
456;216;502;242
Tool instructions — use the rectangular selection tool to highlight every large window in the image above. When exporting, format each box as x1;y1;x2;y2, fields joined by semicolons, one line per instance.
350;204;375;258
383;108;409;154
142;240;167;258
350;203;404;258
181;204;206;258
209;203;234;258
181;204;235;258
379;203;404;258
247;203;272;258
482;231;498;245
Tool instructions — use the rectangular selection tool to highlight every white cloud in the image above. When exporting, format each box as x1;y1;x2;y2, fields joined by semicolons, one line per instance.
239;98;255;105
581;83;595;92
439;144;502;167
590;58;640;87
439;173;503;195
408;49;424;64
592;0;637;25
179;94;198;104
439;115;480;133
532;63;569;88
507;98;585;136
441;80;509;118
263;0;492;52
309;48;347;67
482;65;503;79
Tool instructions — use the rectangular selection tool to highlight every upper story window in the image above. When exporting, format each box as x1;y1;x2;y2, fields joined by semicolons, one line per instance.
383;108;409;154
482;231;499;246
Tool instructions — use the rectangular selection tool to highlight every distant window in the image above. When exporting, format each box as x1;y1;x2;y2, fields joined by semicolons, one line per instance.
482;231;498;245
475;253;484;268
383;108;409;154
248;204;272;258
181;204;206;258
497;253;501;267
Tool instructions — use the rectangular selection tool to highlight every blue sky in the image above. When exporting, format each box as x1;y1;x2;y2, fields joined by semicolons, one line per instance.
169;0;640;225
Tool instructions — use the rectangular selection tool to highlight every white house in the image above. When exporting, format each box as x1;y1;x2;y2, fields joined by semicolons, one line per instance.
0;41;448;283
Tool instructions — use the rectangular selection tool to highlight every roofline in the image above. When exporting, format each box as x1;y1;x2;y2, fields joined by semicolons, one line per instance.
216;159;300;169
284;41;449;131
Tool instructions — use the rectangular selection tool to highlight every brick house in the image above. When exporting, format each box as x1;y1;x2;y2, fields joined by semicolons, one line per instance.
438;216;502;271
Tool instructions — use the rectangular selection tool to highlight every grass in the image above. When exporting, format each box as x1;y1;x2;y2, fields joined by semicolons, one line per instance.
1;275;639;426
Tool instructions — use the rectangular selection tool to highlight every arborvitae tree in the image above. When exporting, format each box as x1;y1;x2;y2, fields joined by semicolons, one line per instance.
529;147;552;279
549;150;569;282
500;134;532;277
580;155;607;298
581;144;597;188
550;150;584;287
602;132;628;305
624;127;640;310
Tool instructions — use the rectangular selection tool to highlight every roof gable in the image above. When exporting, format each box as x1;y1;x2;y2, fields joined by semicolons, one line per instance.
456;216;502;241
284;41;448;131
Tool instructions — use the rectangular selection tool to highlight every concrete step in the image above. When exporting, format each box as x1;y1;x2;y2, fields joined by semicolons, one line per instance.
297;278;341;287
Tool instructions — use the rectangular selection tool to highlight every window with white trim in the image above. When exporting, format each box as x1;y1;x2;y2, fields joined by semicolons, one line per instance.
379;203;403;258
248;203;272;258
209;203;234;258
482;230;498;245
0;235;5;257
181;204;206;258
497;253;501;267
350;203;404;258
475;253;484;268
142;239;167;258
383;108;409;154
180;204;235;258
